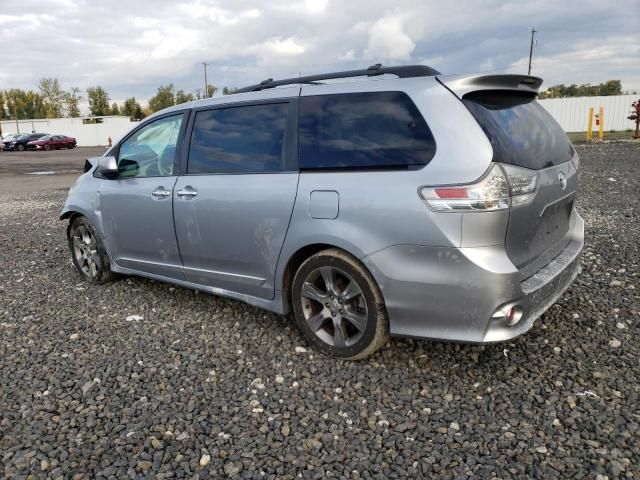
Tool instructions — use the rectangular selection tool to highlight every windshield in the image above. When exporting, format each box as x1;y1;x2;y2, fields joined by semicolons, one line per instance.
462;91;573;169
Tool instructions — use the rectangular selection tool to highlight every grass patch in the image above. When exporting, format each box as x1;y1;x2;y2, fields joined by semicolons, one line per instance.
568;130;636;144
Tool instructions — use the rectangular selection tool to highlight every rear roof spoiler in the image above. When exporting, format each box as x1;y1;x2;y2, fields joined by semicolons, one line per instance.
436;74;543;99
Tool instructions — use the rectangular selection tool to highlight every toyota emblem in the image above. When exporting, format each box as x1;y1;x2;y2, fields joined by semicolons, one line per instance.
558;172;567;190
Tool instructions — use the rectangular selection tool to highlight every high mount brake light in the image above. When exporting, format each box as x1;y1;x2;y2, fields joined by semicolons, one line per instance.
420;163;539;212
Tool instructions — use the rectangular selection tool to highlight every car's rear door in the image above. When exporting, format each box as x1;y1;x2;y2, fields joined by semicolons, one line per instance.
173;96;299;300
99;111;188;279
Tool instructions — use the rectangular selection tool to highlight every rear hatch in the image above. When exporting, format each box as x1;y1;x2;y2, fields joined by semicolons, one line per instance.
438;74;578;276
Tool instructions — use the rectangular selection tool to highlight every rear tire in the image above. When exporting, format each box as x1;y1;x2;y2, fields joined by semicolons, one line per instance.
68;216;114;284
291;248;389;360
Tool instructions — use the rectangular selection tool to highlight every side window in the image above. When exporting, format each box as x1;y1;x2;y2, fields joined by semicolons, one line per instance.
299;91;436;169
118;114;184;178
187;103;289;174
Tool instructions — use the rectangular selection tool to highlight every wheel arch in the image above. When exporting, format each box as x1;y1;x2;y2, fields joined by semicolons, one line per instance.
279;241;380;315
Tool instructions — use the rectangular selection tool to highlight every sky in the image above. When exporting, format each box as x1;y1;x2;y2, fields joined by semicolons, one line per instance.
0;0;638;108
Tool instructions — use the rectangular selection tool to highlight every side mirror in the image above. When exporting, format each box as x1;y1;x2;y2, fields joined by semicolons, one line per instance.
96;156;118;179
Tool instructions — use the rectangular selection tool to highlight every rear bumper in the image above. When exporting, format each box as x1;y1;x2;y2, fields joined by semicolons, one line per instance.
363;210;584;343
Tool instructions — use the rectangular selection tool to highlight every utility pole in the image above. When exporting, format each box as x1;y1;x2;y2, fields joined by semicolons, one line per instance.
201;62;209;98
12;98;19;133
527;28;537;76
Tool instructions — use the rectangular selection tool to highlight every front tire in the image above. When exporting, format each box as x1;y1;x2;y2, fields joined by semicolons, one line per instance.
16;144;25;151
68;217;114;284
291;248;389;360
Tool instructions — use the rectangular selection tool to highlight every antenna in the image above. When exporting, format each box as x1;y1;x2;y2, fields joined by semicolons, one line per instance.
528;28;537;75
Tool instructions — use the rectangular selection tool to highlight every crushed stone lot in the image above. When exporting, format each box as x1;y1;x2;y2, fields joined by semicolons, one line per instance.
0;143;638;479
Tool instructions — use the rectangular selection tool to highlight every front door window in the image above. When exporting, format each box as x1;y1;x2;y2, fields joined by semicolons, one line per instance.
118;114;184;178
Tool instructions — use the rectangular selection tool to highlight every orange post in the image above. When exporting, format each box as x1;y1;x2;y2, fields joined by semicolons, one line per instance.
586;107;594;142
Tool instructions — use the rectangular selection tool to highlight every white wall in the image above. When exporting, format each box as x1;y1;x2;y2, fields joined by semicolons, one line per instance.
0;116;139;146
538;94;638;132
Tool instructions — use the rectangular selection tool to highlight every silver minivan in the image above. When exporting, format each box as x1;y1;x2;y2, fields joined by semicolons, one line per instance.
61;64;584;359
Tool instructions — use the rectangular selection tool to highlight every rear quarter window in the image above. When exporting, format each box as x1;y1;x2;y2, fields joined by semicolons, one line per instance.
299;91;436;170
462;91;573;170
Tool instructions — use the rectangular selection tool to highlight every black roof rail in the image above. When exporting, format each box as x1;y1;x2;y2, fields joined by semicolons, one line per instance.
234;64;441;93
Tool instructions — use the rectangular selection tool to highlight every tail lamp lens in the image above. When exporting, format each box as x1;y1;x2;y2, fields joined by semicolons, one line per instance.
420;163;509;212
501;164;539;207
421;163;539;212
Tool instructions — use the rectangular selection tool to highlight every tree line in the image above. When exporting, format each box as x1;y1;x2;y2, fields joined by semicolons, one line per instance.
0;78;239;122
538;80;626;99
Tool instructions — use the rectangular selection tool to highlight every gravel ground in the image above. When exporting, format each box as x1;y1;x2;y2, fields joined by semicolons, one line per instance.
0;142;638;479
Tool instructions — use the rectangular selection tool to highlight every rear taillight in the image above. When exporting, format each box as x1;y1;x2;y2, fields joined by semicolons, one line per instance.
420;163;539;212
420;164;509;212
501;164;539;207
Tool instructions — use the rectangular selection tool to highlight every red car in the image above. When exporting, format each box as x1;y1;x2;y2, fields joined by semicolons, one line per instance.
27;135;77;150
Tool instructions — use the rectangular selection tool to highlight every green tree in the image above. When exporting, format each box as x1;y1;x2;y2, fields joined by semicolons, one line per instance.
222;86;238;95
175;90;194;104
0;91;8;120
600;80;622;96
206;84;218;98
3;89;47;119
539;80;623;99
38;77;65;118
110;102;120;115
64;87;82;117
134;104;145;120
87;86;110;116
148;84;176;112
122;97;145;121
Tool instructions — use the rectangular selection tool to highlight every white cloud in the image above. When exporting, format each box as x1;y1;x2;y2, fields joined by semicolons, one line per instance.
0;0;638;101
248;37;307;61
364;13;416;60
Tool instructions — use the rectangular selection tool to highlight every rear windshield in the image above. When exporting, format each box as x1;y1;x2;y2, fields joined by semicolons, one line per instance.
462;91;573;169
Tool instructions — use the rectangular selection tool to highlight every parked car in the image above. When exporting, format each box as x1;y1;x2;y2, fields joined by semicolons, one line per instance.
3;133;48;151
1;133;18;148
60;64;584;359
27;134;77;150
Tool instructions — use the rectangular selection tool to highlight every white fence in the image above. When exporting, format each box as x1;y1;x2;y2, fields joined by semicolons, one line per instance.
0;116;139;146
538;94;638;132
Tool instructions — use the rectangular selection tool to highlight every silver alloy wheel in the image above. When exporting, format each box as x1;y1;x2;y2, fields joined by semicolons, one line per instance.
72;225;100;278
300;266;368;348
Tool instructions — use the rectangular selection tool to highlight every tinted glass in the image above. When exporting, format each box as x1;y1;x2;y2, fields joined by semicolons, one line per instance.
299;92;436;170
462;91;573;169
188;103;288;174
118;114;183;178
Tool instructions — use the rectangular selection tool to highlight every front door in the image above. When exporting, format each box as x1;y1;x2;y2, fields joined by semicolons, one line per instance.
173;100;299;299
99;113;186;279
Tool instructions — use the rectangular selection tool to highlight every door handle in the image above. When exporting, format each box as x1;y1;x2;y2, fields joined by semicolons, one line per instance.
152;188;171;197
177;189;198;197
